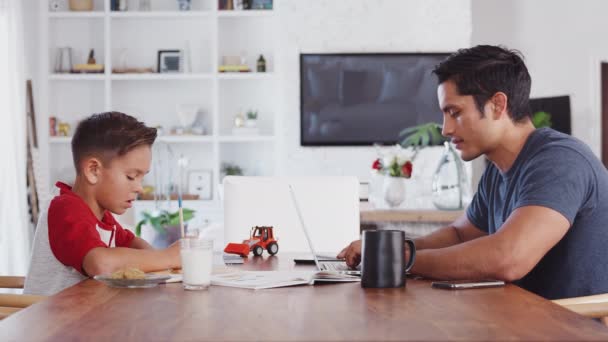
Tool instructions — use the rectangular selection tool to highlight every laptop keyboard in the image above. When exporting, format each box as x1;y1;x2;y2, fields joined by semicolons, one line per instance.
320;262;356;272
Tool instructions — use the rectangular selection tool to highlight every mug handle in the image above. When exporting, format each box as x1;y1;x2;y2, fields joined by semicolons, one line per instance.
404;239;416;272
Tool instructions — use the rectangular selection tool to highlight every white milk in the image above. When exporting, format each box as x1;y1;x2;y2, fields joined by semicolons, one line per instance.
181;242;213;290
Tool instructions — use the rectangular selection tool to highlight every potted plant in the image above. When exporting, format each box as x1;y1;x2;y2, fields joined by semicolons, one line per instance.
245;110;258;127
371;147;413;208
532;111;552;129
135;208;195;248
221;162;243;178
399;122;447;152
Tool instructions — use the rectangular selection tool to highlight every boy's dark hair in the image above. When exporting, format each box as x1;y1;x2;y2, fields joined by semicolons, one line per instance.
432;45;532;122
71;112;157;172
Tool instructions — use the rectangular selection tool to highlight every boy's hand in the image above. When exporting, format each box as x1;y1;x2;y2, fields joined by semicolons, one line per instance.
337;240;362;268
164;240;182;268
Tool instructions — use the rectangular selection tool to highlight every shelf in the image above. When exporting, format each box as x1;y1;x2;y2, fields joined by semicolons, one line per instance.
111;73;214;81
218;135;276;142
50;136;217;144
110;11;212;19
49;74;105;81
48;12;105;19
217;10;274;18
157;135;214;143
44;3;279;206
217;72;274;80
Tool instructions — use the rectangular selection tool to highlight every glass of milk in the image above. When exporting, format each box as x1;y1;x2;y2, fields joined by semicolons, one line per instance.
180;238;213;290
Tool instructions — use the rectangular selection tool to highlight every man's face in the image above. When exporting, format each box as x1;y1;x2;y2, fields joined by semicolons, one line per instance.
96;145;151;215
437;80;501;161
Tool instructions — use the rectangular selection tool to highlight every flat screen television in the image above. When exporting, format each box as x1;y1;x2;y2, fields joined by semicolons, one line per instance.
300;53;450;146
529;95;571;135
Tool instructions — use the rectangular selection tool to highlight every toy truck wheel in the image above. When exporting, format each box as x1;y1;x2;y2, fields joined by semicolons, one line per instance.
253;245;264;256
267;242;279;255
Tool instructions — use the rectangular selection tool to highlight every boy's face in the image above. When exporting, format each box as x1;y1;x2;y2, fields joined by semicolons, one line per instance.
438;80;504;161
96;145;151;215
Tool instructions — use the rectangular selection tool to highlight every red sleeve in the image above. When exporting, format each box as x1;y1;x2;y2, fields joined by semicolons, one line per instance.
113;219;135;247
48;197;107;275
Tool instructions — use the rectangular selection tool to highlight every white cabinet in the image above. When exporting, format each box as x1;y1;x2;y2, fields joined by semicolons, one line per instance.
41;0;278;218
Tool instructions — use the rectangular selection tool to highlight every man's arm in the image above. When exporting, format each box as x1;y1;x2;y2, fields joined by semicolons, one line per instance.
414;213;487;250
411;205;570;281
129;236;154;250
82;241;180;276
338;213;486;267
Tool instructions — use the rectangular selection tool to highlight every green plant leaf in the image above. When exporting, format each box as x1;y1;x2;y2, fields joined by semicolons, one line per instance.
136;208;196;235
399;122;446;148
532;111;552;129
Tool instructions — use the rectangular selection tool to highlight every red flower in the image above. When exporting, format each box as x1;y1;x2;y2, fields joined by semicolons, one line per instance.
401;161;413;178
372;158;382;170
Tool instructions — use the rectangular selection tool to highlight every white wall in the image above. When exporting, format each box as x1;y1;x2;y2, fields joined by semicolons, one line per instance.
276;0;472;184
23;0;475;214
472;0;607;156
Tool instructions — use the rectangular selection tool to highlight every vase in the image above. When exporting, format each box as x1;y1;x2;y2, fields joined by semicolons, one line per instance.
151;224;186;248
432;142;468;210
245;119;257;128
383;176;405;208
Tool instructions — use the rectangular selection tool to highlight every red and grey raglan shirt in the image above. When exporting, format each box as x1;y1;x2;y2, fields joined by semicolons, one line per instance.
24;182;134;295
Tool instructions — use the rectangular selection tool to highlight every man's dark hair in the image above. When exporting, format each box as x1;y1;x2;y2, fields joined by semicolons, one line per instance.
432;45;532;122
71;111;157;172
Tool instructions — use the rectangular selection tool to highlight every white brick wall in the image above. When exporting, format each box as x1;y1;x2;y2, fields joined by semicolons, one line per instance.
276;0;473;208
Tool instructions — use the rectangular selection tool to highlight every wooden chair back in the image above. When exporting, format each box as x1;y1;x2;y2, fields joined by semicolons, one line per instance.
0;276;46;320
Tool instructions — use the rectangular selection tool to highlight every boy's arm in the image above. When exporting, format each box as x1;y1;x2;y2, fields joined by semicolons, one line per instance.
82;241;180;276
129;236;154;250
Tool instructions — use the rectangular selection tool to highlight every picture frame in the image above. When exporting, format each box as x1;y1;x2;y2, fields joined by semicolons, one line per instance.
157;50;182;73
188;170;212;200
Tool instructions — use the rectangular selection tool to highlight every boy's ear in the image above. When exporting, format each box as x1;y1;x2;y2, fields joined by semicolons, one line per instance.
81;157;103;185
490;92;508;120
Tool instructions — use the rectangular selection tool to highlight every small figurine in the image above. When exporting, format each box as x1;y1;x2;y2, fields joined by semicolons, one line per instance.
256;54;266;72
57;122;70;137
87;49;96;64
49;116;57;136
233;112;245;128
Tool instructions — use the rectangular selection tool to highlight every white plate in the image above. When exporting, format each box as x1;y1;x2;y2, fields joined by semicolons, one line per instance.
94;274;171;288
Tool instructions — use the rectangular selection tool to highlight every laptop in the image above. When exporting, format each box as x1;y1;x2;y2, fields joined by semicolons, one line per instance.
288;185;361;276
223;176;360;254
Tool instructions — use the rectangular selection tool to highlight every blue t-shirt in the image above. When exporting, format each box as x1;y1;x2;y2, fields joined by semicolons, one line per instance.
467;128;608;299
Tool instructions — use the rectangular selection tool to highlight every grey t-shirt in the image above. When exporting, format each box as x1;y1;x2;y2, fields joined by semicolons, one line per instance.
467;128;608;299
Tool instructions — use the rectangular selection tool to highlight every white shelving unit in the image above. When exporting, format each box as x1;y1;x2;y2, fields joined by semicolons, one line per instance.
41;0;279;222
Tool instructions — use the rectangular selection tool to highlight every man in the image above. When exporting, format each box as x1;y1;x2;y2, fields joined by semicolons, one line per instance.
339;45;608;300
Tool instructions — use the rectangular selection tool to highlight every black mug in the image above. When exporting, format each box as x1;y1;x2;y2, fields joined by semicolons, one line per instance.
361;230;416;288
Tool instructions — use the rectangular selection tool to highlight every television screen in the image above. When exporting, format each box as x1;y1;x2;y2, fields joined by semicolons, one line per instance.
300;53;450;146
529;95;571;135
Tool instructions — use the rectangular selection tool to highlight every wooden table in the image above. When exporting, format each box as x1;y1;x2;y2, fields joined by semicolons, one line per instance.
3;255;608;341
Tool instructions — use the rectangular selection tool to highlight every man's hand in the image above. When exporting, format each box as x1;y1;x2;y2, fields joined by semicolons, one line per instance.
337;240;362;268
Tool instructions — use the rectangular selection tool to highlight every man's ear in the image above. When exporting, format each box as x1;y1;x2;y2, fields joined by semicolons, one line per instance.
490;92;508;120
81;157;103;185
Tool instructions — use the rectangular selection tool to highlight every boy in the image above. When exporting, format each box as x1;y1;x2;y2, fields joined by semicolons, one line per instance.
24;112;181;295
